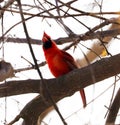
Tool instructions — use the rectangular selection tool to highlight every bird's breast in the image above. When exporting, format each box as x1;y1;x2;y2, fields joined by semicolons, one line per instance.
45;52;71;77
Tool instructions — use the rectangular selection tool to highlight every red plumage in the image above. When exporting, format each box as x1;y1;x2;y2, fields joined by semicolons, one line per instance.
42;32;86;108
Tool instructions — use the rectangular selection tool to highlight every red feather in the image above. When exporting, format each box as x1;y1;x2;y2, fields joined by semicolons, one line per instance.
42;32;86;107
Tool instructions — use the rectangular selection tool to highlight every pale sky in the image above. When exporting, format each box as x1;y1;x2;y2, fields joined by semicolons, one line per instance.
0;0;120;125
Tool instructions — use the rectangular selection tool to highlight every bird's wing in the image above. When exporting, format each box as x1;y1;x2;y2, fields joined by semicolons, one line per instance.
61;50;78;70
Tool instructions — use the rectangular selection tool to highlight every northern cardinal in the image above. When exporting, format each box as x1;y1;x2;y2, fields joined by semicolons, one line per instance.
42;32;86;108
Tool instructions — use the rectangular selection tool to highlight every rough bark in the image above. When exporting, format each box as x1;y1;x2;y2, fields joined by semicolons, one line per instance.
3;53;120;125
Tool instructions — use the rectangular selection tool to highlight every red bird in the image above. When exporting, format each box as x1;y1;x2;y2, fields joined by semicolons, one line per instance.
42;32;86;108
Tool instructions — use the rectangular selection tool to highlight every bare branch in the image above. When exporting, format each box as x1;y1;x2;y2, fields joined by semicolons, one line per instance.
17;1;67;124
4;53;120;125
0;0;15;18
14;61;46;73
2;28;120;45
1;53;120;97
105;88;120;125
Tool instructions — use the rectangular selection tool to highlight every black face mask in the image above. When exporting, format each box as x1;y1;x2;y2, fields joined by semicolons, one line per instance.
43;38;53;50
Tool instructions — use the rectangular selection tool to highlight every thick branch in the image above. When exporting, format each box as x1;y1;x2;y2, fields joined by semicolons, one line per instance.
0;54;120;125
4;53;120;125
0;53;120;98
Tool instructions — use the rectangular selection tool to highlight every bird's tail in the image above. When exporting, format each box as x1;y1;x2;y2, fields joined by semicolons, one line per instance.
80;89;86;108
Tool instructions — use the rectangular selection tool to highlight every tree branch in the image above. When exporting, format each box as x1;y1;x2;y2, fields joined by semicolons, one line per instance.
16;1;67;124
2;53;120;124
3;28;120;45
105;88;120;125
0;53;120;97
0;0;15;18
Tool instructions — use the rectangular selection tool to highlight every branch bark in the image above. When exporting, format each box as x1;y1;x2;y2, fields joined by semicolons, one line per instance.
0;53;120;97
3;53;120;124
2;28;120;45
105;88;120;125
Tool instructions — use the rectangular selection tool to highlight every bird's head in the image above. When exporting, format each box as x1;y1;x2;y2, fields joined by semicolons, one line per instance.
42;32;54;50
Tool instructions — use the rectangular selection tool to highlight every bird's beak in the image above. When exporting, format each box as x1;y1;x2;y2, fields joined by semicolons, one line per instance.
42;36;48;42
42;32;50;42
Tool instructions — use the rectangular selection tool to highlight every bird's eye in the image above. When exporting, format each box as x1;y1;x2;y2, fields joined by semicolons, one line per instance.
43;39;52;49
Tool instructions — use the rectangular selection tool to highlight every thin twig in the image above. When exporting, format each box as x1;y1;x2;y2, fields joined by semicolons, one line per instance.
104;76;117;118
14;61;46;73
0;0;15;18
